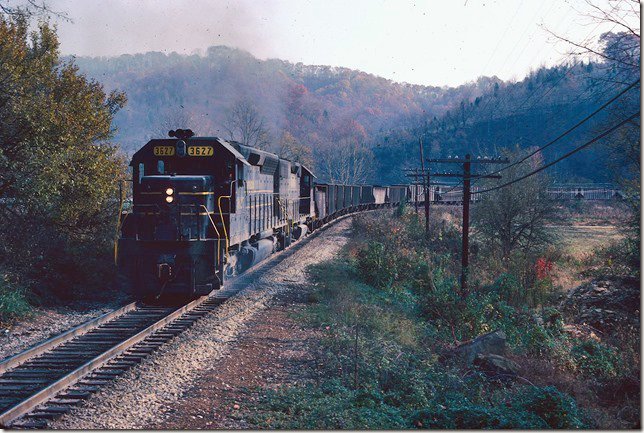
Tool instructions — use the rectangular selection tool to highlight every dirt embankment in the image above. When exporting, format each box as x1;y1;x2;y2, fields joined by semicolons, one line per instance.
50;217;353;429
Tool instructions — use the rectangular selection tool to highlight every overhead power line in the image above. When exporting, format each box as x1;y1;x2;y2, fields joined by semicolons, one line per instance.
474;78;640;180
429;76;639;197
436;78;639;196
475;110;640;194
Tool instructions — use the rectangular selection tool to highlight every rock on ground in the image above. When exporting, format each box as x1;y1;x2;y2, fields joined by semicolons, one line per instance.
561;276;639;335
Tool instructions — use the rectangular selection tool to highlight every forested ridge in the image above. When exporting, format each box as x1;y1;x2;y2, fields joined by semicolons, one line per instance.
70;47;498;183
72;34;638;186
377;32;640;185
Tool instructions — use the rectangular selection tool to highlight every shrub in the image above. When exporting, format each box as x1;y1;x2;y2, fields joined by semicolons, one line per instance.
584;238;640;278
356;241;397;289
0;275;31;323
410;386;585;429
571;340;619;378
510;386;585;429
248;383;408;429
412;403;548;429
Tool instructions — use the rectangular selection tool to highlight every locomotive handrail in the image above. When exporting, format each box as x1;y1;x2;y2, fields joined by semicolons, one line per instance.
114;180;129;266
200;204;222;264
113;212;129;265
217;195;231;259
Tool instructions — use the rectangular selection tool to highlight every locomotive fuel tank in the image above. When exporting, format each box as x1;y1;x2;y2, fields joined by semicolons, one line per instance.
237;238;277;272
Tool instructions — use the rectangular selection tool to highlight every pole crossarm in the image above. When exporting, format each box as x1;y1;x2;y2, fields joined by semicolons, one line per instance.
432;173;465;178
433;173;502;179
427;158;510;164
425;153;508;295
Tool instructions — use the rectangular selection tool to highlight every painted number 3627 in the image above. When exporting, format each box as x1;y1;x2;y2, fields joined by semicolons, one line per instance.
188;146;214;156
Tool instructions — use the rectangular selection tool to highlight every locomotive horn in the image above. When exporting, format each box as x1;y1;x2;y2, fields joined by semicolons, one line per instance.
168;129;195;139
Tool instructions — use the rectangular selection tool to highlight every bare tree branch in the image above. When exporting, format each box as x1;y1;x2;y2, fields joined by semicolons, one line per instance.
584;0;639;38
0;0;70;21
222;98;271;150
543;27;639;68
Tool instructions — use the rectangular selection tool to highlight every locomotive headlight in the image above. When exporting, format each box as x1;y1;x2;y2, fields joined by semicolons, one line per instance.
165;195;174;203
165;187;174;196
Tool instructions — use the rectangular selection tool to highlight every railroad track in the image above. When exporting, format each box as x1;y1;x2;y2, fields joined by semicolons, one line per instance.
0;210;361;429
0;284;246;429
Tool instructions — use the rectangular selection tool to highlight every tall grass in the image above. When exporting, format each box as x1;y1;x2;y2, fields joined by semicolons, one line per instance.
0;275;31;324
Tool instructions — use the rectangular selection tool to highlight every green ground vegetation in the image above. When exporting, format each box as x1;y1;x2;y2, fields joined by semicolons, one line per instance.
241;205;639;429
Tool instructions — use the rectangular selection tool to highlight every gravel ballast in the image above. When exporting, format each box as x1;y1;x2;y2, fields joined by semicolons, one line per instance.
0;302;125;363
49;217;353;429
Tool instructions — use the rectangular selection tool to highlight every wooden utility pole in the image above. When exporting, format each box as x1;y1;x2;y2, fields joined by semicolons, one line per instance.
461;154;471;292
428;155;509;295
404;168;431;234
419;137;429;233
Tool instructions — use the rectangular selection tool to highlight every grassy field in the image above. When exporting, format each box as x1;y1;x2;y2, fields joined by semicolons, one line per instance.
550;225;623;260
547;216;625;291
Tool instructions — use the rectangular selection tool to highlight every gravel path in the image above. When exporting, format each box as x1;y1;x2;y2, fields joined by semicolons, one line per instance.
49;217;353;429
147;280;322;429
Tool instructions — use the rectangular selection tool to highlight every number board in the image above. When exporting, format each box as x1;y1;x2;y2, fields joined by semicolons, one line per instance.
188;146;214;157
153;146;175;156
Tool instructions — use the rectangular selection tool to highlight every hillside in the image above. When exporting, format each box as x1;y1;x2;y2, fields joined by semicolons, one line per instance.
71;46;497;181
72;36;638;185
375;32;640;185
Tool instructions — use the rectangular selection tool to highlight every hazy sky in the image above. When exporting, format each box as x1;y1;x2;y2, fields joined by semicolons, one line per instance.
47;0;638;87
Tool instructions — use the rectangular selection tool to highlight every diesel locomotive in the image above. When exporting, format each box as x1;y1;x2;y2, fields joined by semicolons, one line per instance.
117;130;420;301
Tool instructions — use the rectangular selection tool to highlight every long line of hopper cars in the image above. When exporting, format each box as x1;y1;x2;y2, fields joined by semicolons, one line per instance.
117;130;435;300
116;130;623;301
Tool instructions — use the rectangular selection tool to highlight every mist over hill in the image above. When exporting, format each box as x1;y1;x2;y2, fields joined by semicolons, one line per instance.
72;39;639;185
71;46;495;179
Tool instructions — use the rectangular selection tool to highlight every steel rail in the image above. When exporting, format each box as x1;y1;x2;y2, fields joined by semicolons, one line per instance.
1;205;389;427
0;296;208;427
0;302;138;375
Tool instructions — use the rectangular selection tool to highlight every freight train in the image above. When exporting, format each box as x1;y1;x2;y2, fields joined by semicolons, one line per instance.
117;130;422;300
116;130;623;301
